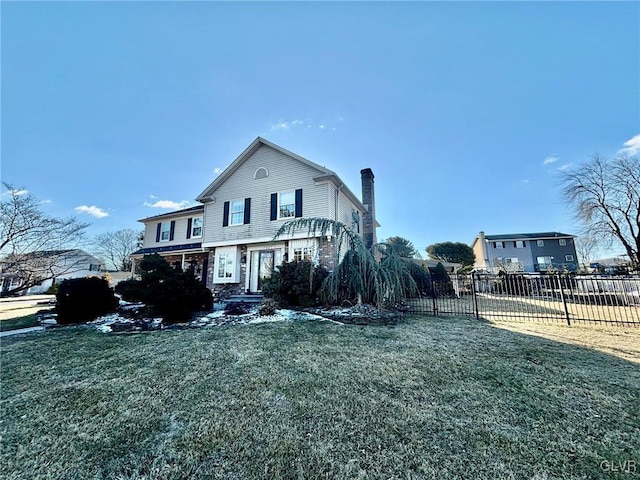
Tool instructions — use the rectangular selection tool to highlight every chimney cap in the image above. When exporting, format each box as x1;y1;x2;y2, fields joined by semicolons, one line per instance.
360;168;374;179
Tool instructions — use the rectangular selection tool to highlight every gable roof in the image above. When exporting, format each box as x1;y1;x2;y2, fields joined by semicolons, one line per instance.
194;137;367;212
137;205;204;223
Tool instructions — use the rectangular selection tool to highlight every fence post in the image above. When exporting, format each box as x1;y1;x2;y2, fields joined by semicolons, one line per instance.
431;278;438;316
471;272;480;319
557;273;571;326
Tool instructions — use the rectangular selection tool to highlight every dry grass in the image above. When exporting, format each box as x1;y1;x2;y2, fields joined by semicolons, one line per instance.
1;316;639;479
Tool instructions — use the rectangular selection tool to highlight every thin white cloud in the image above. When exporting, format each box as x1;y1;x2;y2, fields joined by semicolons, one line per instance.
75;205;109;218
319;125;325;130
40;199;52;205
270;119;305;131
542;155;559;166
149;194;158;199
618;134;640;156
214;167;221;174
520;179;529;185
144;199;191;209
558;163;573;171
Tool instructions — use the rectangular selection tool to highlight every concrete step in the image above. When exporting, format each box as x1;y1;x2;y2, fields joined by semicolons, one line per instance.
226;294;264;304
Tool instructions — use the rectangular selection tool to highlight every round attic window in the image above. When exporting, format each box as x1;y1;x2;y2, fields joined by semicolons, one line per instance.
254;167;269;179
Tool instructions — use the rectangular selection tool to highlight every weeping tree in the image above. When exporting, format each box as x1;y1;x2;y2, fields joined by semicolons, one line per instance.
274;218;428;308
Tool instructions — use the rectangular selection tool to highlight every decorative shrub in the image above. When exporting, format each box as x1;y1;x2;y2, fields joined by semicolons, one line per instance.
261;260;329;307
258;298;279;316
429;262;456;297
114;254;212;324
114;278;145;302
56;277;119;324
224;302;250;316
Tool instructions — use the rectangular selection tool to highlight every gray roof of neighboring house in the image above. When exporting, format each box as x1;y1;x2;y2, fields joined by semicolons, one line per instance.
138;205;204;223
484;232;575;241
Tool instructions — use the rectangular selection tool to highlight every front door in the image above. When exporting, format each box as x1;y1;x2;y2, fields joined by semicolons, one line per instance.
256;250;275;291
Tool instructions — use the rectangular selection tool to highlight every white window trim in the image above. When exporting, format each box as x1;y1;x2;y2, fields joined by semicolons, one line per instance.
565;254;574;262
229;199;245;226
278;190;296;220
537;240;545;247
495;241;504;249
559;239;567;246
515;241;525;248
213;246;239;283
191;217;203;238
160;222;171;242
289;238;319;264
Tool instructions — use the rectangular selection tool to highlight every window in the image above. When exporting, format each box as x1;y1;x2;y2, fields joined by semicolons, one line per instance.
217;253;233;278
293;247;312;262
495;241;504;249
160;222;171;241
505;257;519;264
254;167;268;179
214;247;238;283
565;254;574;262
537;240;544;247
223;199;250;227
271;189;302;221
515;241;525;248
537;256;552;266
279;191;295;219
191;217;203;238
230;200;244;225
559;239;567;246
89;264;101;272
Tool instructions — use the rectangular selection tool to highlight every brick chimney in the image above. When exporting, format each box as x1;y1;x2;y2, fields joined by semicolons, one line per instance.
361;168;377;249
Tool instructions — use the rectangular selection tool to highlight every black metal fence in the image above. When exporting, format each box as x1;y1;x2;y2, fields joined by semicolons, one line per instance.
407;273;640;326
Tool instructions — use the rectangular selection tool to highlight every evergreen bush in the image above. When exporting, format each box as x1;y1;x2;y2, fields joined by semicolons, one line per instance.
56;277;119;324
114;254;212;323
429;262;456;297
261;260;328;307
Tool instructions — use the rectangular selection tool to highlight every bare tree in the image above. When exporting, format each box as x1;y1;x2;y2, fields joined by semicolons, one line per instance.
560;155;640;271
574;235;599;271
0;183;89;295
92;229;143;271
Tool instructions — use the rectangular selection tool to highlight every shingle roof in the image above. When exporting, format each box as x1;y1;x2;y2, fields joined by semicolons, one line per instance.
484;232;575;241
138;205;204;223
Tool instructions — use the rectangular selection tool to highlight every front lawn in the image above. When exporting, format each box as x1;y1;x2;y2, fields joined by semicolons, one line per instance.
0;313;39;332
1;316;638;479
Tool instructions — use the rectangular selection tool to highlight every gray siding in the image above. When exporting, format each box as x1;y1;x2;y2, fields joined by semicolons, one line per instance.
203;145;332;244
142;214;202;249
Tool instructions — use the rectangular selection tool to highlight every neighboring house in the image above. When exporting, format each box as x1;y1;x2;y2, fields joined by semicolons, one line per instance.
0;249;105;296
472;231;578;273
132;137;379;295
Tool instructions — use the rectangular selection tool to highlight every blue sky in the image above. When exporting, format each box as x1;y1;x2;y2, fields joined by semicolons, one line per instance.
2;1;639;257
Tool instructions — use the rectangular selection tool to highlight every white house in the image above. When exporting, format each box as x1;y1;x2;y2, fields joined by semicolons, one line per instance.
0;249;105;296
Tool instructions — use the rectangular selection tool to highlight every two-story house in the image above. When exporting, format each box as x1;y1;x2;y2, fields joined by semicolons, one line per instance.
132;137;378;294
472;231;578;273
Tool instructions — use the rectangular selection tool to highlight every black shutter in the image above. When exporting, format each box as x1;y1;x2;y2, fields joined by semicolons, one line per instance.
244;198;251;224
270;193;277;221
223;201;230;227
169;221;176;241
156;223;161;243
186;218;192;239
295;189;303;218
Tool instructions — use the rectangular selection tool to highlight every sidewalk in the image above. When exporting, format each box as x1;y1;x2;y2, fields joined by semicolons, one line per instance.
0;326;45;338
